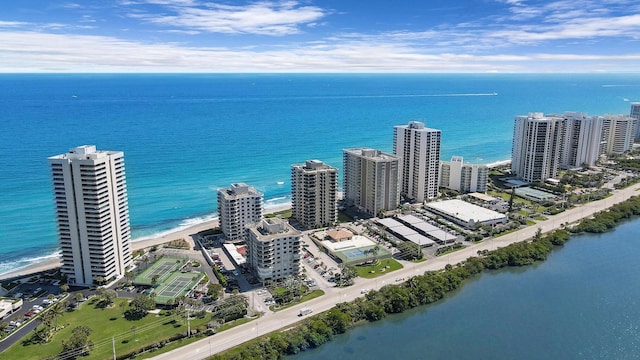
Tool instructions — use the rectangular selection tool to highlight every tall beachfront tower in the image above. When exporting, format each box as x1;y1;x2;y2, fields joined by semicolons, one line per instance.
48;145;132;286
559;112;603;169
599;114;637;155
511;113;566;182
393;121;441;203
217;183;263;243
631;102;640;141
245;218;301;283
291;160;338;229
343;148;400;216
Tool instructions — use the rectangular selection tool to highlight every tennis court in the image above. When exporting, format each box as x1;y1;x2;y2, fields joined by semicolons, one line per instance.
133;257;183;285
334;245;392;265
154;272;203;305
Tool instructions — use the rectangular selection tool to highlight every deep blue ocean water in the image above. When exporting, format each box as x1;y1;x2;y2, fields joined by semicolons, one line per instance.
293;218;640;360
0;73;638;273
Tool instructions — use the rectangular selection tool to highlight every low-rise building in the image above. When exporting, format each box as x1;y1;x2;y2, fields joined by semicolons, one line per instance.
0;298;23;319
312;228;391;265
440;156;488;193
425;199;508;229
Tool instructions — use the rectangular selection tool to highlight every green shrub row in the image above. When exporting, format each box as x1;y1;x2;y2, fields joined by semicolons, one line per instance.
570;195;640;233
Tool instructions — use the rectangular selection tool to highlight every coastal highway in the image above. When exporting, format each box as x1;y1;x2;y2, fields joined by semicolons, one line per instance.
151;183;640;360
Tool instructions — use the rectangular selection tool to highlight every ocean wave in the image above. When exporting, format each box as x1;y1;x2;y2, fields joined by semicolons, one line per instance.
0;251;61;276
132;198;292;242
132;213;220;242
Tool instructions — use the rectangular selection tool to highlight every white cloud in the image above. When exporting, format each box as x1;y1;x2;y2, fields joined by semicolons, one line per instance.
1;31;639;73
126;1;327;36
490;14;640;43
0;21;28;28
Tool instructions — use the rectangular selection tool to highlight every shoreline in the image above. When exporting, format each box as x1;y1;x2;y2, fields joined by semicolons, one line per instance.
0;203;291;282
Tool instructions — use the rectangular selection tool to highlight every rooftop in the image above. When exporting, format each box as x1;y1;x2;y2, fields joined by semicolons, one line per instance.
425;199;507;223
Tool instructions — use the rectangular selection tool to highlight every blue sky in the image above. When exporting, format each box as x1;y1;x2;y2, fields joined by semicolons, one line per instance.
1;0;639;72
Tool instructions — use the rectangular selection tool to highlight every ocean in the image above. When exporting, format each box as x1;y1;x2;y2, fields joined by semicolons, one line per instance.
292;217;640;360
0;73;638;274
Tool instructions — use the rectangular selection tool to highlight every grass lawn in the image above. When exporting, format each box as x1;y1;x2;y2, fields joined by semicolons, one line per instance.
4;297;209;360
435;245;466;256
271;290;325;311
337;210;354;223
265;209;292;218
355;258;403;279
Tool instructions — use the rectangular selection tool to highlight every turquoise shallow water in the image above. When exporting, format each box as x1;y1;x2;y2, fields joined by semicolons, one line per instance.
292;218;640;360
0;73;638;273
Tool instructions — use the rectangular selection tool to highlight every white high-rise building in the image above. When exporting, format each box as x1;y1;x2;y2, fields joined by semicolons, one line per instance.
511;113;566;182
393;121;441;203
559;112;603;169
440;156;488;193
48;145;132;286
599;114;637;155
217;183;263;242
343;148;400;216
291;160;338;229
631;103;640;141
245;218;301;283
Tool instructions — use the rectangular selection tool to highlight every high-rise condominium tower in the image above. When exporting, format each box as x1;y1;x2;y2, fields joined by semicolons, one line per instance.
291;160;338;229
217;183;263;242
245;218;301;283
48;145;132;286
599;114;637;155
511;113;566;182
343;148;400;216
393;121;441;203
559;112;603;169
631;102;640;141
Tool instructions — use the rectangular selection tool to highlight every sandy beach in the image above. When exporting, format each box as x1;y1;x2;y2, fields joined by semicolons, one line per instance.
0;203;291;281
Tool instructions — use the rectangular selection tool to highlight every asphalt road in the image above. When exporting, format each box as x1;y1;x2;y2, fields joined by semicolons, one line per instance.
150;183;640;360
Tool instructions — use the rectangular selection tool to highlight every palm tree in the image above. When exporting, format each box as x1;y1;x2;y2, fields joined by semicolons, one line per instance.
50;301;66;331
73;292;84;303
59;283;69;294
36;309;55;342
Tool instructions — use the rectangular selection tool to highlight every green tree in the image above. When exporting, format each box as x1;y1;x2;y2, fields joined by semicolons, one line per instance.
60;325;93;359
207;283;223;301
508;187;516;212
125;295;155;320
73;292;84;303
119;300;127;316
325;309;351;334
338;264;357;286
50;300;67;331
59;283;69;293
124;271;135;283
97;289;117;308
